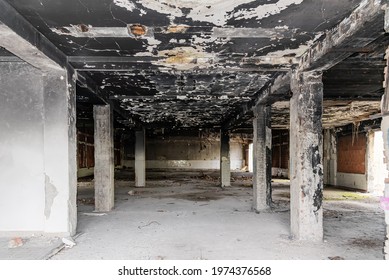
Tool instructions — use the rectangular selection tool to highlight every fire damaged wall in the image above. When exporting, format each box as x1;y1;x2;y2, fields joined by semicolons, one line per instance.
122;132;247;170
337;134;366;174
336;132;367;191
272;130;289;178
77;127;122;178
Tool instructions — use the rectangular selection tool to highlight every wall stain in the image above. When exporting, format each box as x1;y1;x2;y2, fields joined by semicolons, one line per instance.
45;174;58;219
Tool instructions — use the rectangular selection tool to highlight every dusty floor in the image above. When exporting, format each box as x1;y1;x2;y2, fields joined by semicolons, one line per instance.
1;170;386;260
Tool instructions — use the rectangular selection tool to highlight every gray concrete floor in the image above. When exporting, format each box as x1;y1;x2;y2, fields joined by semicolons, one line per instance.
1;170;385;260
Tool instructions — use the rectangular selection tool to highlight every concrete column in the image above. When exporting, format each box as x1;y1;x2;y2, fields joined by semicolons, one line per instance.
135;129;146;187
290;71;323;241
220;129;231;187
253;105;272;211
0;63;77;235
94;105;114;212
382;46;389;260
323;129;337;186
43;71;77;234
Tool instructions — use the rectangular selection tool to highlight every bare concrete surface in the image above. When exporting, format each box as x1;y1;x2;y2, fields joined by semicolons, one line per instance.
0;171;385;260
0;236;62;260
52;171;385;260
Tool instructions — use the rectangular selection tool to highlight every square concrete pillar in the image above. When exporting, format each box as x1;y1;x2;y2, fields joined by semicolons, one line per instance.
382;46;389;259
135;129;146;187
0;63;77;235
253;105;272;211
290;71;323;241
43;71;78;234
94;105;114;212
220;129;231;187
323;129;337;186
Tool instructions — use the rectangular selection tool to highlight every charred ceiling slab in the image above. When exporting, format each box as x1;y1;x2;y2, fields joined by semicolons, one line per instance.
299;0;385;72
271;100;382;129
223;72;291;129
1;0;387;129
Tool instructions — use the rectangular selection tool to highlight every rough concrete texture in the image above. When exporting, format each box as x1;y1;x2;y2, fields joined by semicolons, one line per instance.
381;45;389;260
0;235;63;260
43;171;385;260
253;105;272;211
94;105;114;212
323;129;337;186
135;129;146;187
381;116;389;260
220;130;230;187
123;134;246;170
290;71;323;241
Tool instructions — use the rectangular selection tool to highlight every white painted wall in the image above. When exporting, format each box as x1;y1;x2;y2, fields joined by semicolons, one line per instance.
0;63;46;233
248;143;253;172
0;64;76;235
336;172;367;191
367;131;386;194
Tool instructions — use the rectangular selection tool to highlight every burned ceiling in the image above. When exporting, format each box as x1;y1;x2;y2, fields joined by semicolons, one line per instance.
1;0;387;129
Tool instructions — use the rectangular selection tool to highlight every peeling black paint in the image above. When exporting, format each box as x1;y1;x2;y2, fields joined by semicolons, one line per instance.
311;145;322;176
2;0;385;129
313;184;323;214
266;146;273;206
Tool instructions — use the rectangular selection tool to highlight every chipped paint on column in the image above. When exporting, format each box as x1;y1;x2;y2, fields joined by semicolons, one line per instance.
220;129;231;187
266;108;272;207
290;71;323;241
67;71;77;235
253;105;272;211
94;105;115;212
323;128;337;186
381;47;389;260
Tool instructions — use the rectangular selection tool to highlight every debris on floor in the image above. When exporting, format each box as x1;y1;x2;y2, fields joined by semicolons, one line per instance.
328;256;345;260
138;221;161;229
77;197;95;205
62;237;76;248
82;212;107;217
8;237;24;249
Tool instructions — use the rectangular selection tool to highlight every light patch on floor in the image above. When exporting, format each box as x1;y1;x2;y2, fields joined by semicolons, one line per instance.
49;171;385;260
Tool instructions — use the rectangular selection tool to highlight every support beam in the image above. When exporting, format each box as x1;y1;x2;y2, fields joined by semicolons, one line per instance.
0;24;62;71
290;71;323;241
77;71;135;123
299;0;384;72
135;129;146;187
0;0;66;69
94;105;114;212
253;105;272;211
224;72;290;129
220;130;231;188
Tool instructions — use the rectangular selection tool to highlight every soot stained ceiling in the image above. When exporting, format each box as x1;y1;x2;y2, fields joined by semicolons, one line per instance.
2;0;386;129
